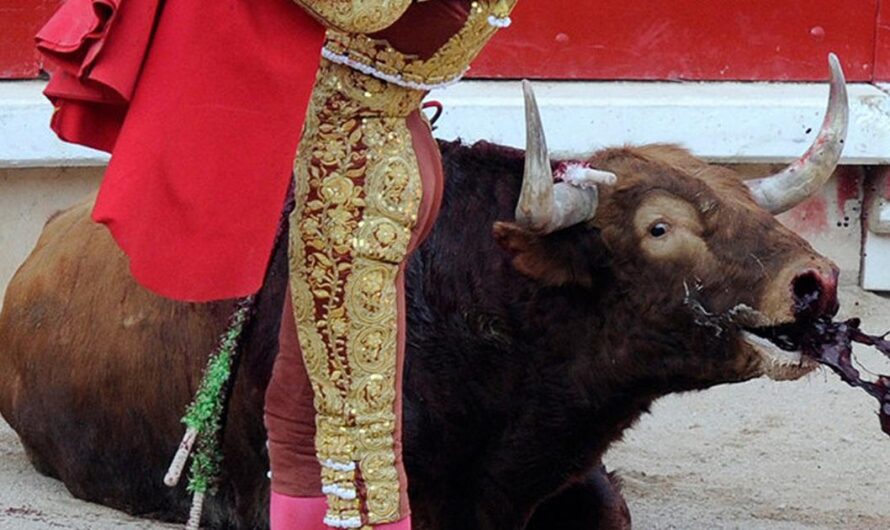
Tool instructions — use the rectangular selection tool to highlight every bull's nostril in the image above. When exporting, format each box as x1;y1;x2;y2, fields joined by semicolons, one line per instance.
793;271;821;299
792;271;823;315
792;268;840;317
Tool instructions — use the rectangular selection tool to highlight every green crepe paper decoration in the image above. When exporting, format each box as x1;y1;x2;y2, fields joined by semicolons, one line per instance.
182;297;253;494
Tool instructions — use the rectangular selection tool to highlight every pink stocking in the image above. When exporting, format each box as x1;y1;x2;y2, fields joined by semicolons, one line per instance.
270;492;328;530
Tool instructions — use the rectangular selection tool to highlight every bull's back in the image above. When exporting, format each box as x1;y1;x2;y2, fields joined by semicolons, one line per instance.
0;199;231;518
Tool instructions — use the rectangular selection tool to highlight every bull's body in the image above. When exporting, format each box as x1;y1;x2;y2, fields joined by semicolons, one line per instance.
0;141;633;530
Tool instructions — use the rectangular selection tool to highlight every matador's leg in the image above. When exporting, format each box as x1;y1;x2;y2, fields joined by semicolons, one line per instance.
288;86;441;527
265;289;327;529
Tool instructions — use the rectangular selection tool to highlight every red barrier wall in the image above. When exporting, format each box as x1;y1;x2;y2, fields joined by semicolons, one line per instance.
2;1;888;81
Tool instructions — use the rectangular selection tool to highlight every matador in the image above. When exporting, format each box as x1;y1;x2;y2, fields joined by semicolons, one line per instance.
36;0;517;529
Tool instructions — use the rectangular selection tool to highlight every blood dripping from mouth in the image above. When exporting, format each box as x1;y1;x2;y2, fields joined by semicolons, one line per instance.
799;317;890;436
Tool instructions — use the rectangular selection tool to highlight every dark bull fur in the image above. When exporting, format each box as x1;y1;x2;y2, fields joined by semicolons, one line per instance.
0;140;837;529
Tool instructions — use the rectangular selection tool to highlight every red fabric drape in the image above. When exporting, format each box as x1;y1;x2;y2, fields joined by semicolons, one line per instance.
37;0;325;301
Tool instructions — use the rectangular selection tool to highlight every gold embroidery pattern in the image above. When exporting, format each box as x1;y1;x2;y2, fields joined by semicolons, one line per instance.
293;0;412;33
289;2;515;525
290;60;422;525
325;0;518;86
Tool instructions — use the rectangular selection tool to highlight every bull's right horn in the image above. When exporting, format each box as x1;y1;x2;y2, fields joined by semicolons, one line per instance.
515;81;616;234
745;53;849;214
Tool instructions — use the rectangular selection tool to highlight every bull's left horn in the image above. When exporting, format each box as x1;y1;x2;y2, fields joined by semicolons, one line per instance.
515;80;556;231
516;81;616;233
746;53;849;214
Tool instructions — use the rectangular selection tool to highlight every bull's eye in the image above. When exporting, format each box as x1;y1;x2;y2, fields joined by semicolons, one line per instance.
649;222;670;238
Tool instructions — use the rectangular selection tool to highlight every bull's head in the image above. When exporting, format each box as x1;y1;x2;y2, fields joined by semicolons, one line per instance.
495;55;847;388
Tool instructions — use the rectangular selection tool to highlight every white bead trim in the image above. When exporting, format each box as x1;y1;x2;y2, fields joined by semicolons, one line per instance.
321;459;356;472
322;47;467;91
323;515;363;529
322;484;358;500
487;15;512;28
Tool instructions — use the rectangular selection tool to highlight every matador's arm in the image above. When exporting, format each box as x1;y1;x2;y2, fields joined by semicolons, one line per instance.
292;0;413;33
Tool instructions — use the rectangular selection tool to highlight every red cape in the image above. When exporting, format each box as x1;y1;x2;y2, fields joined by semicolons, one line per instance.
37;0;324;302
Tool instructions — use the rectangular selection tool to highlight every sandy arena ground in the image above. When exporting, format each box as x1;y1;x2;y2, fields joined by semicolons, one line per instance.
0;280;888;529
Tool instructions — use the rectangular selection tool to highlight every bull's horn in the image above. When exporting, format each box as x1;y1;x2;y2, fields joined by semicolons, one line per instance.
515;80;556;231
746;53;849;214
515;81;615;233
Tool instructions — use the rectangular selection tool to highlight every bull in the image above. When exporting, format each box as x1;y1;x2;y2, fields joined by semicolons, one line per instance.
0;57;848;530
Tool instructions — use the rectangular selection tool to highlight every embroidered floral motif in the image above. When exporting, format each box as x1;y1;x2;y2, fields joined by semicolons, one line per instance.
293;0;412;34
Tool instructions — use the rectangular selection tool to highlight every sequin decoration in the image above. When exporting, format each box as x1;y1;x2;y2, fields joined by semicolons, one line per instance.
293;0;412;33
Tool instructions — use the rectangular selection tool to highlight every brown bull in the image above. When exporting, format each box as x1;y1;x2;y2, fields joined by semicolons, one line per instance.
0;57;847;530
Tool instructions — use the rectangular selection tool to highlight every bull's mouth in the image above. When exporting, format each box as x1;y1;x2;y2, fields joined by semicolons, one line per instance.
683;289;822;380
741;320;819;381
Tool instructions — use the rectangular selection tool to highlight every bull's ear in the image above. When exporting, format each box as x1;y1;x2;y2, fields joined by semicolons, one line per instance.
493;221;596;287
